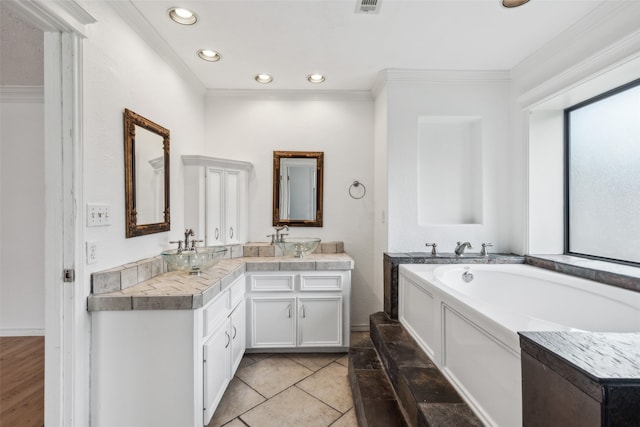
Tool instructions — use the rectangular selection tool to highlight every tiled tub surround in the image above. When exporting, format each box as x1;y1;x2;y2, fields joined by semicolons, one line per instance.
399;263;640;426
384;253;640;320
383;253;525;319
380;253;640;427
520;332;640;426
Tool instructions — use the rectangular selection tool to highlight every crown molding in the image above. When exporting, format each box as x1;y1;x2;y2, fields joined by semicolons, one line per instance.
513;1;640;106
3;0;95;36
517;29;640;109
206;89;373;101
181;155;253;171
108;1;205;95
0;86;44;103
378;69;511;85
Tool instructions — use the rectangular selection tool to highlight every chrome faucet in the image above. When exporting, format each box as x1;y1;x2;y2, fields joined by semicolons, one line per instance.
273;225;289;244
454;241;473;256
184;228;194;249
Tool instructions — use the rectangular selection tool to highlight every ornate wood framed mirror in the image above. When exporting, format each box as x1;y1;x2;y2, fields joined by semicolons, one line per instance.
273;151;323;227
124;108;170;238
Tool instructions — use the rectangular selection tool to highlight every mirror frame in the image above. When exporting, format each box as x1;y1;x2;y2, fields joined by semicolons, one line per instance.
273;150;324;227
124;108;171;238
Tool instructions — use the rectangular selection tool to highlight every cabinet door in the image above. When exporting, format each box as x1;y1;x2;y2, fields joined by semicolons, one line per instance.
203;319;231;424
298;297;342;347
250;297;296;348
225;170;240;244
205;167;224;245
230;301;246;376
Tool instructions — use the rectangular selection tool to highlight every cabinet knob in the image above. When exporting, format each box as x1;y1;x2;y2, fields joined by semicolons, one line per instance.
224;331;230;348
215;228;220;240
229;227;234;239
232;326;237;339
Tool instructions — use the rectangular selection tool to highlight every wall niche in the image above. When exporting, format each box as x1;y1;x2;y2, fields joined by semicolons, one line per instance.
417;116;483;225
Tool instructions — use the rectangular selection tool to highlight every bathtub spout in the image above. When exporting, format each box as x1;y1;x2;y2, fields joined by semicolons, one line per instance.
454;241;473;255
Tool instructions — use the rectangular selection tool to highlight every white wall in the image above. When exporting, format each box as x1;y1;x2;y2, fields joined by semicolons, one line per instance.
509;1;640;255
77;4;206;424
81;1;206;278
0;90;45;335
373;83;388;318
381;71;512;255
203;91;376;329
0;5;45;335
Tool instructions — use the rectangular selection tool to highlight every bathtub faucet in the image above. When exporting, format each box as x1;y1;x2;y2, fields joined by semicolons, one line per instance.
454;241;473;255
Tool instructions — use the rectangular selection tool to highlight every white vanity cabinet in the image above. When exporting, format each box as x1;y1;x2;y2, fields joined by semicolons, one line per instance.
203;317;231;423
183;155;252;246
246;271;350;351
91;275;246;427
203;276;246;424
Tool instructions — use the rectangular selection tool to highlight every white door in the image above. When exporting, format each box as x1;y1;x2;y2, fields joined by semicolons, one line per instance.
225;170;240;244
230;301;246;375
250;297;296;348
205;167;224;245
203;319;231;424
298;297;342;347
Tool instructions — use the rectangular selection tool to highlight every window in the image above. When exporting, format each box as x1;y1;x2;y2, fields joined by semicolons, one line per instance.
565;78;640;265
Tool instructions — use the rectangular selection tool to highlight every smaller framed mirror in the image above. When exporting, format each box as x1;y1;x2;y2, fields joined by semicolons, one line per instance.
273;151;323;227
124;108;170;238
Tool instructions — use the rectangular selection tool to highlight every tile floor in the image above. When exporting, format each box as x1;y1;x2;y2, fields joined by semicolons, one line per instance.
208;333;370;427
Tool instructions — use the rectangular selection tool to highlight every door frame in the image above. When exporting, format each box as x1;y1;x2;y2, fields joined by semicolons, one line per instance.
4;1;94;425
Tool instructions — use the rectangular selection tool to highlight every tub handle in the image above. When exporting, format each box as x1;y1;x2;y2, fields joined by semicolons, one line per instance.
481;243;493;256
425;242;438;256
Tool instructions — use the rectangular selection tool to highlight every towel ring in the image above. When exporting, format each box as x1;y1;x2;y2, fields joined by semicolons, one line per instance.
349;180;366;199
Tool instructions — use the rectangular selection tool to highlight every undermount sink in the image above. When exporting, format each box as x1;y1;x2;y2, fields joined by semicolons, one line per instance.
161;246;228;275
277;237;321;258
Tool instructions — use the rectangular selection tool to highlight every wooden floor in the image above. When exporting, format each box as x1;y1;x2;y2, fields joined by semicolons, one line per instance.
0;336;44;427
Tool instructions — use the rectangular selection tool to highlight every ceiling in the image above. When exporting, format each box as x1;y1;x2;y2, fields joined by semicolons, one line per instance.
130;0;604;91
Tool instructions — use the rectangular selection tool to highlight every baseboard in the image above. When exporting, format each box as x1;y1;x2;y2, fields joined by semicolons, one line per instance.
350;324;370;332
0;328;45;337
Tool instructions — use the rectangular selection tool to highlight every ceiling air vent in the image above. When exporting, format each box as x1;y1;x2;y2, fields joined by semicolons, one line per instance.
355;0;382;14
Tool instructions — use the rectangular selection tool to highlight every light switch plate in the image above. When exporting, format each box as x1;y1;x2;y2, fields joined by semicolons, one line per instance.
87;204;111;226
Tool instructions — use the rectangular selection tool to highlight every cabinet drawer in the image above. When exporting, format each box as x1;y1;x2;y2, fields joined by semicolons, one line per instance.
228;276;245;309
203;292;228;337
300;274;343;291
249;274;295;292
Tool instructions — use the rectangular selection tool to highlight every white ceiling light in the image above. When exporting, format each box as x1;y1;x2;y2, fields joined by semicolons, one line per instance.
501;0;530;8
307;74;325;84
197;49;221;62
255;74;273;84
168;7;198;25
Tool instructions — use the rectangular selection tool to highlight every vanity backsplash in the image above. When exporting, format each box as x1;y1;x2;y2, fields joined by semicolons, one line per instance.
91;241;345;295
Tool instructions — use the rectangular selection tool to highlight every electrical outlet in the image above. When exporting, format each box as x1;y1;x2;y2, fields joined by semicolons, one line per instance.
87;204;111;226
86;241;97;264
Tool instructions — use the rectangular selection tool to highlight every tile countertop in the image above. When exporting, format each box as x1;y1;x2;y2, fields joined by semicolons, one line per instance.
87;254;354;312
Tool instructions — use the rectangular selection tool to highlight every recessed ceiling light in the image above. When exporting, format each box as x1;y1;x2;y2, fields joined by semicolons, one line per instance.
307;74;325;84
255;74;273;84
168;7;198;25
197;49;221;62
501;0;530;8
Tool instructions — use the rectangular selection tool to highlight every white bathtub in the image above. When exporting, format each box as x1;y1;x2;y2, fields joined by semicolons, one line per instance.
398;263;640;427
